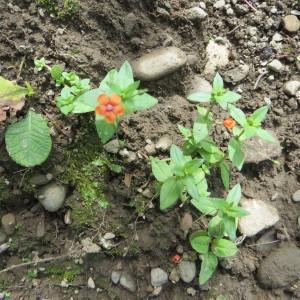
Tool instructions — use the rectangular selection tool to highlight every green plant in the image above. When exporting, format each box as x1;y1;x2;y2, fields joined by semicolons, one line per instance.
26;269;38;281
36;0;79;19
151;73;275;284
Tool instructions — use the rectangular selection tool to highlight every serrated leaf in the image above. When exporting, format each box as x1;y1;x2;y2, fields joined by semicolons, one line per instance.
5;111;52;167
190;231;211;254
212;238;238;257
199;252;218;285
150;158;172;182
95;115;116;143
160;177;182;210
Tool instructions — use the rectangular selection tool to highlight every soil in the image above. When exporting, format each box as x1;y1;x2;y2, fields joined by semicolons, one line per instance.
0;0;300;299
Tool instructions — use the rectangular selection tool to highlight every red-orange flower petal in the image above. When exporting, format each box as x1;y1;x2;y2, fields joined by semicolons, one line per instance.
95;105;106;115
98;94;110;105
110;94;122;105
114;105;125;116
223;118;236;129
105;112;117;123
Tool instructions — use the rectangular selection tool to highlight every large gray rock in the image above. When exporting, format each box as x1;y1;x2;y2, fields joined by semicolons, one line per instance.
178;261;196;283
38;182;68;212
243;131;281;164
238;199;279;237
151;268;168;287
257;243;300;288
132;47;187;81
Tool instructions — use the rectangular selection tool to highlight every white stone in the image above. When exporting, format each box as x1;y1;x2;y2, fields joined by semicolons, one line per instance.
155;135;172;152
88;277;95;289
214;0;225;9
283;80;300;96
268;59;285;73
185;7;207;21
81;237;101;253
151;268;168;287
238;199;280;237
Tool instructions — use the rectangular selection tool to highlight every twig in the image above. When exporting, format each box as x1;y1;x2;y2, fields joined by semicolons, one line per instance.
246;240;280;248
243;0;257;12
227;25;241;35
17;56;26;80
253;71;268;90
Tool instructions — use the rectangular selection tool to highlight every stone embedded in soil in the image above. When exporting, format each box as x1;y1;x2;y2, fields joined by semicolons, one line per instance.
111;270;121;284
255;230;277;253
187;76;212;98
243;131;281;164
292;190;300;202
238;199;280;237
1;213;16;235
103;139;120;154
81;237;101;254
185;7;207;22
223;64;250;83
120;273;136;292
178;261;196;283
267;59;285;73
214;0;225;9
257;243;300;288
155;135;172;152
132;47;187;81
151;268;168;287
169;268;180;283
30;173;53;186
283;80;300;96
0;230;7;244
38;182;67;212
153;286;162;296
282;15;300;33
87;277;95;289
187;287;197;296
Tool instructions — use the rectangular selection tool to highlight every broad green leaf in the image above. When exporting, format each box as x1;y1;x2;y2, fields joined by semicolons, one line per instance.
193;122;208;143
216;295;228;300
116;61;134;90
217;91;241;104
73;88;102;113
122;80;140;98
225;206;248;218
178;125;191;138
5;111;51;167
125;93;157;113
255;128;276;143
220;162;230;190
228;104;247;127
150;158;172;182
187;92;212;103
190;231;211;254
239;126;258;141
223;215;237;241
191;197;226;215
199;252;218;285
95;115;116;143
170;145;184;166
212;239;238;257
160;177;181;210
0;76;28;103
183;176;199;199
228;138;244;171
226;183;241;205
213;73;224;91
200;150;224;164
208;216;225;239
250;105;269;125
99;69;118;93
50;65;63;82
184;159;203;174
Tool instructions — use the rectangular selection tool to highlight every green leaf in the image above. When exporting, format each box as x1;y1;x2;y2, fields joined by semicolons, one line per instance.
250;105;269;125
223;215;237;241
220;162;230;190
226;184;241;205
225;206;248;218
150;158;172;182
178;125;191;139
99;69;118;93
208;216;225;239
183;176;199;199
193;122;208;143
184;159;203;174
212;239;238;257
116;61;134;90
95;115;116;143
170;145;184;166
0;76;28;103
160;177;181;210
213;73;224;91
73;88;102;113
239;126;258;141
125;93;157;113
187;92;212;103
190;231;211;254
228;138;244;171
199;252;218;285
50;65;63;82
255;128;276;143
5;111;52;167
217;91;241;104
191;197;226;215
228;104;247;127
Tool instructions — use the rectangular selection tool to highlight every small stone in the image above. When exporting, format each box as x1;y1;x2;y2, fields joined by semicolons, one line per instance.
64;209;72;225
243;131;281;164
185;7;207;22
180;212;193;233
111;270;121;284
0;230;7;244
103;139;120;154
1;213;16;235
103;232;115;240
267;59;285;73
223;64;250;83
153;286;162;296
30;173;53;186
155;135;172;152
145;143;156;155
272;33;283;42
178;261;196;283
238;199;280;237
81;237;101;253
124;12;139;37
187;287;197;296
88;277;95;289
38;182;67;212
169;268;180;283
282;15;300;33
126;151;137;163
36;218;45;238
187;76;212;98
292;190;300;202
120;273;136;292
257;243;300;288
176;244;184;254
151;268;168;287
283;80;300;96
214;0;225;9
132;47;187;81
255;230;277;253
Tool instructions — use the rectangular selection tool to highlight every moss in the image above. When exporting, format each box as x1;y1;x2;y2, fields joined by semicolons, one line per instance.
129;195;148;217
46;264;81;282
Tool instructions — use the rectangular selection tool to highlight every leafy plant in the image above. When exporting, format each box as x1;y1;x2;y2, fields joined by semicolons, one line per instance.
151;73;275;284
36;0;79;19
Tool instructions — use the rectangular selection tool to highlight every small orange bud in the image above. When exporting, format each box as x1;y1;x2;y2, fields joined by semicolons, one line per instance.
223;117;236;129
172;254;182;265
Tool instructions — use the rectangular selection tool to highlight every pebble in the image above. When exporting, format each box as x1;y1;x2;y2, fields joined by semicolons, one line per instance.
223;64;250;83
238;199;280;237
155;135;172;152
267;59;285;73
153;286;162;296
243;131;281;164
169;268;180;283
145;143;156;155
88;277;95;289
257;243;300;288
132;47;187;81
282;15;300;33
64;209;72;225
214;0;225;9
292;190;300;202
272;33;283;42
81;237;101;253
187;76;212;97
283;80;300;96
30;173;53;186
178;261;196;283
38;182;67;212
111;270;121;284
1;213;16;235
187;287;197;296
103;139;120;154
36;218;45;238
120;273;136;292
103;232;115;240
151;268;168;287
185;7;207;22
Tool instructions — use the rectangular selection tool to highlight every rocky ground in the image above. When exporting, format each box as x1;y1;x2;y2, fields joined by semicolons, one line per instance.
0;0;300;299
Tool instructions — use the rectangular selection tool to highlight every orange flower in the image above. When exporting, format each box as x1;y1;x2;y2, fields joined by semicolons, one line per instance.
223;117;236;129
95;93;125;123
172;254;182;265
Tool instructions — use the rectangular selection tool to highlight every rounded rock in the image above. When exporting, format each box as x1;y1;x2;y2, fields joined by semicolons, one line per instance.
120;273;136;292
283;81;300;96
151;268;168;287
185;7;207;22
282;15;300;33
178;261;196;283
1;213;16;235
111;270;121;284
292;190;300;202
